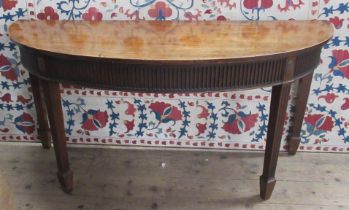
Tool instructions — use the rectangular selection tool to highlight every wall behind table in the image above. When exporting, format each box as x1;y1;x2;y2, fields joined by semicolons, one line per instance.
0;0;348;153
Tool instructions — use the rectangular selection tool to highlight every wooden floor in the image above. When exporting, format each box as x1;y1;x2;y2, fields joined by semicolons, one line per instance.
0;143;348;210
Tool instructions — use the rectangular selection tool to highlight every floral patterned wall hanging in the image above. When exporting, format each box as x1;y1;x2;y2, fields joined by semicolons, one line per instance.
0;0;349;153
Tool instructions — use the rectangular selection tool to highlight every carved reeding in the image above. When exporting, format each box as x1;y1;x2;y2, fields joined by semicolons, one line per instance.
19;46;322;93
46;57;286;92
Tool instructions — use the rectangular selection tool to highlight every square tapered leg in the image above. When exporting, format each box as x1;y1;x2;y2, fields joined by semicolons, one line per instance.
260;83;291;200
287;73;314;155
29;73;51;149
42;80;73;193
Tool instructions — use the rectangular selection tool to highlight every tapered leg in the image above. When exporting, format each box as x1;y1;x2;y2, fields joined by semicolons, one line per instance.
260;83;291;200
29;74;51;149
287;73;314;155
42;80;73;193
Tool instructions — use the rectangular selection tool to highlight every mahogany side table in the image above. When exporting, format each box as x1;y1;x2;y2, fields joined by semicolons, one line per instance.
9;20;333;200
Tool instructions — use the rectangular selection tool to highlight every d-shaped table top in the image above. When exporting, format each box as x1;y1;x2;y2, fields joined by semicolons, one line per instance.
9;20;333;62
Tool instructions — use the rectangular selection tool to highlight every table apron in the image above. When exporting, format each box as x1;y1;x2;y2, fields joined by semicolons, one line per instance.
20;46;322;93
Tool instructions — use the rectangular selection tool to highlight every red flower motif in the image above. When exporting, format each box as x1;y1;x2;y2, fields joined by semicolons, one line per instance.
14;112;35;134
82;7;103;21
148;2;172;20
318;93;338;104
217;15;227;21
329;16;344;29
0;128;9;133
81;109;108;131
0;93;12;103
0;54;19;81
197;105;209;119
17;95;32;104
149;102;182;123
196;123;207;136
222;112;258;134
277;0;304;12
243;0;273;9
341;98;349;110
204;9;212;14
1;0;18;11
37;6;59;20
124;101;136;116
330;50;349;79
124;120;135;133
304;114;334;132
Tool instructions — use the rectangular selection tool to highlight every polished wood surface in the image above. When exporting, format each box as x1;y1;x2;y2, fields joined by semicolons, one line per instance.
9;20;332;61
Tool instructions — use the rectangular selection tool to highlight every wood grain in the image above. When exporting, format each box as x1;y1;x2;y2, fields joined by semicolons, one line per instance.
0;173;16;210
9;20;333;61
1;144;348;210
